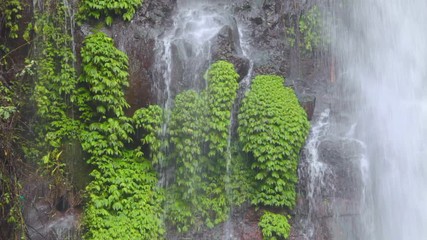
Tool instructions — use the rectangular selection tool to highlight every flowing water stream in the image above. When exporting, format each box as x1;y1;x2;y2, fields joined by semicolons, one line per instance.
334;0;427;239
300;109;334;239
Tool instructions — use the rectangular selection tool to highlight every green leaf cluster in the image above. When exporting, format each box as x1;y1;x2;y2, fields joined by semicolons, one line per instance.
0;83;17;121
84;151;165;240
78;32;165;239
166;61;240;233
78;32;130;120
205;61;239;157
30;1;81;181
28;9;165;237
286;5;327;53
78;0;143;25
0;81;26;239
133;105;164;165
0;0;22;39
299;5;323;52
259;211;291;240
238;75;310;208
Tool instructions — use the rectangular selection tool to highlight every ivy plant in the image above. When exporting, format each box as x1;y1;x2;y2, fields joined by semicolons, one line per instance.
30;1;81;181
79;31;165;239
0;83;16;121
0;81;26;239
133;105;164;165
0;0;22;39
205;60;239;157
259;211;291;240
238;75;310;208
166;61;241;233
299;5;324;52
78;0;143;25
84;150;165;240
78;32;130;120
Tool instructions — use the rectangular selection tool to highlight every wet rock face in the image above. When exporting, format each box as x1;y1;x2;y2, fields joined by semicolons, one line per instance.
210;25;250;81
319;139;364;200
292;135;365;240
233;0;291;76
300;95;316;120
22;177;82;240
98;0;306;112
109;0;176;113
168;205;263;240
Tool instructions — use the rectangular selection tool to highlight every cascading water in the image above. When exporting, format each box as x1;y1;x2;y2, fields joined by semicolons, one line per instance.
334;0;427;239
300;109;334;239
224;28;253;238
154;1;228;187
154;1;237;109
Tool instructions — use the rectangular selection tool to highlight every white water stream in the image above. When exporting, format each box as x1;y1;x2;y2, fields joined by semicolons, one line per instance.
301;109;334;239
334;1;427;239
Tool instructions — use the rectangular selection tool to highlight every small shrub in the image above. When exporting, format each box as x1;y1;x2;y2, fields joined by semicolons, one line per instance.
259;211;291;240
78;0;143;25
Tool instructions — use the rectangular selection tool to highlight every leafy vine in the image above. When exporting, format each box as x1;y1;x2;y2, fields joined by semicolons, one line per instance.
78;0;143;25
238;75;310;208
166;61;241;233
79;32;164;239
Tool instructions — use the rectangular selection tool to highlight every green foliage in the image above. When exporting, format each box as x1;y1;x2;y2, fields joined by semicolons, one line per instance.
0;83;17;120
238;75;310;208
32;1;77;124
1;0;23;39
205;61;239;157
81;117;134;163
78;32;130;120
169;90;206;199
84;151;165;240
299;5;323;52
286;26;296;48
133;105;164;164
30;1;80;181
259;211;291;240
286;5;326;53
167;89;226;231
78;0;143;25
225;144;255;206
78;32;165;239
166;61;241;233
0;81;26;239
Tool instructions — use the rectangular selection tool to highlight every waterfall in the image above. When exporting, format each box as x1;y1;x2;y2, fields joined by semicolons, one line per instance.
300;109;333;239
334;0;427;239
153;2;227;187
224;28;253;238
153;2;252;237
154;2;231;107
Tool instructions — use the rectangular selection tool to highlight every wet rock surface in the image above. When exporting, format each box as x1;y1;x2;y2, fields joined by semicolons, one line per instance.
22;176;82;240
291;114;366;240
74;0;327;112
210;25;250;81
